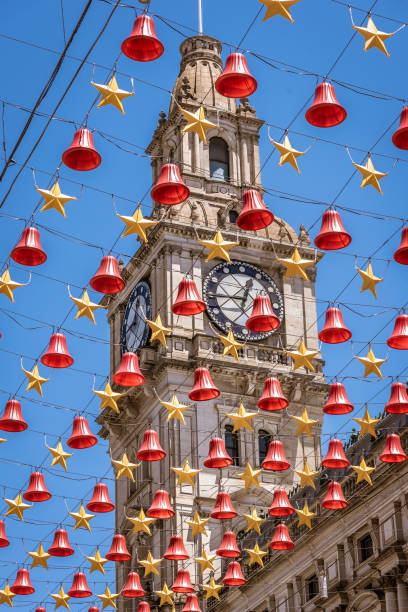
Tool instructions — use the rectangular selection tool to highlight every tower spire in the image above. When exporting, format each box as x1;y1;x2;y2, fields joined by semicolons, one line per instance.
198;0;203;34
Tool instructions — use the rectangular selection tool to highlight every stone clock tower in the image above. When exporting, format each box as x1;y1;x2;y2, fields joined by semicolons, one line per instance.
98;35;327;610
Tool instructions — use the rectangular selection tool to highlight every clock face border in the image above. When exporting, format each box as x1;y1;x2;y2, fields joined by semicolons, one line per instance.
203;261;284;342
120;280;152;354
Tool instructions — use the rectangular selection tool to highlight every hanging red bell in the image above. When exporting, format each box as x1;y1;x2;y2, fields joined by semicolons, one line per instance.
258;377;288;412
216;530;240;557
90;255;125;294
322;481;347;509
121;14;164;62
189;367;220;402
105;534;131;561
171;568;194;594
392;107;408;150
379;433;408;463
151;163;190;206
10;227;47;266
147;489;174;519
314;209;351;251
385;382;408;414
203;438;233;469
237;189;274;231
323;382;354;415
269;523;294;550
0;399;27;432
246;294;280;332
164;535;189;560
138;603;151;612
67;415;97;449
113;352;145;387
48;528;74;557
137;429;166;461
268;488;295;517
223;561;246;586
171;278;206;316
23;471;51;502
262;440;290;471
68;572;92;598
87;482;114;513
305;82;346;128
322;439;350;469
122;572;145;598
88;608;101;612
10;568;34;595
36;608;47;612
394;226;408;265
62;128;101;171
210;492;238;519
40;332;74;369
318;307;352;344
182;593;202;612
215;52;257;98
0;520;9;548
387;314;408;349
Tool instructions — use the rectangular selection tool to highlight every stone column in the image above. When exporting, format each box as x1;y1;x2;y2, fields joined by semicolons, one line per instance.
384;575;398;611
397;578;408;611
287;582;295;612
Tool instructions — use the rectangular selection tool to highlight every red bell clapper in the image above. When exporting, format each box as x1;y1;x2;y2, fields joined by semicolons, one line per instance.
379;433;407;463
268;488;295;517
246;294;280;332
113;352;145;386
136;429;166;461
23;472;51;502
122;572;146;598
322;439;350;469
164;535;189;560
172;278;206;315
305;82;346;128
258;377;288;411
48;529;74;557
147;489;174;519
121;14;164;62
314;209;351;251
385;383;408;414
189;367;220;401
215;52;257;98
67;416;97;449
387;314;408;349
106;534;131;561
262;440;290;471
68;572;92;598
10;569;34;595
216;531;240;557
394;226;408;265
318;307;352;344
182;594;202;612
323;382;354;415
10;227;47;266
87;483;114;513
0;520;9;547
90;255;125;294
210;492;237;519
151;163;189;205
269;523;294;550
204;438;233;468
237;189;274;231
392;107;408;150
62;128;101;171
41;333;74;369
0;399;27;432
322;481;347;509
222;561;246;586
171;568;194;593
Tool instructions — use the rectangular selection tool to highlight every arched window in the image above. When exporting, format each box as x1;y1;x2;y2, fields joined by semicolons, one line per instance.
225;425;239;466
258;430;271;464
209;137;230;182
228;210;238;224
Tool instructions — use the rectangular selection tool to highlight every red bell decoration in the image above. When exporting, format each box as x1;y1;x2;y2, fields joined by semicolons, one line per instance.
122;572;145;598
36;608;47;612
68;572;92;598
215;52;257;98
23;471;51;502
237;189;274;231
246;294;280;332
268;488;295;517
269;523;294;550
147;489;174;519
394;226;408;265
305;82;346;128
89;608;101;612
182;594;202;612
121;14;164;62
113;352;145;387
216;530;240;557
392;107;408;150
0;399;27;432
322;439;350;469
48;528;74;557
322;481;347;509
10;227;47;266
171;568;194;593
189;367;220;402
258;377;288;412
137;429;166;461
387;314;408;349
318;307;351;344
0;520;9;547
10;569;34;595
172;278;206;316
385;382;408;414
151;163;189;206
314;209;351;251
323;382;354;415
379;433;407;463
106;534;131;561
262;440;290;471
62;128;101;171
164;535;189;560
41;332;73;369
203;438;233;469
210;491;237;519
223;561;246;586
90;255;125;294
67;415;97;449
87;483;114;513
138;603;151;612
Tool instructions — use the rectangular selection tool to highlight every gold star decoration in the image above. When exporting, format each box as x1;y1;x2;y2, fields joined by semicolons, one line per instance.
68;503;95;532
354;345;387;378
160;392;190;424
36;180;76;217
92;74;134;114
154;583;174;607
96;585;119;610
93;381;124;414
245;541;268;567
356;261;383;299
111;452;139;481
70;289;102;325
186;511;209;537
46;440;73;472
237;462;262;490
353;17;394;57
22;362;49;397
294;459;319;489
4;492;32;521
0;268;25;302
199;230;238;263
180;105;217;144
352;155;388;195
85;547;108;574
28;542;51;569
277;247;315;281
146;313;171;349
351;457;375;485
217;328;244;361
353;407;380;438
139;551;162;577
51;585;70;610
171;458;201;486
0;582;15;607
295;502;316;530
258;0;302;22
243;507;264;534
226;403;257;433
117;206;157;243
270;134;305;173
286;339;318;372
290;408;319;439
194;549;216;573
202;576;223;601
127;508;155;536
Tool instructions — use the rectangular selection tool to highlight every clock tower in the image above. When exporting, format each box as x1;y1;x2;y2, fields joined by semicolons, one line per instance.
98;35;327;610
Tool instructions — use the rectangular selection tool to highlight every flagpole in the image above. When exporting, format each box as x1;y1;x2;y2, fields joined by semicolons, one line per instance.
198;0;203;34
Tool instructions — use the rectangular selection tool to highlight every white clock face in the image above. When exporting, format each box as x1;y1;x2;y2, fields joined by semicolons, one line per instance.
121;281;152;353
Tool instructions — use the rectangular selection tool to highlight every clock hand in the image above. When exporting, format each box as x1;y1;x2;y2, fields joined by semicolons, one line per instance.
207;292;245;300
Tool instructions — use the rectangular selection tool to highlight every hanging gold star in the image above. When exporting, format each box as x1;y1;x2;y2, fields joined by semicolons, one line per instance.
351;457;375;485
0;268;25;302
217;328;244;361
28;542;51;569
46;441;73;472
111;452;139;481
93;381;124;414
270;135;305;173
4;492;32;521
92;75;134;114
286;339;318;372
51;585;71;609
22;362;49;397
139;551;162;577
194;549;216;573
154;583;174;607
243;507;264;534
0;582;15;607
226;403;257;433
294;459;319;489
353;407;380;438
127;508;155;536
96;585;119;610
85;547;108;574
199;230;238;263
146;313;171;349
70;289;102;325
68;504;95;532
117;206;157;243
202;576;223;601
356;261;383;299
352;155;388;194
290;408;319;438
258;0;302;22
354;345;387;378
245;541;268;567
295;502;316;530
171;459;201;486
160;392;190;424
180;105;217;144
186;511;209;537
37;180;76;217
237;462;262;490
277;247;315;281
353;17;394;57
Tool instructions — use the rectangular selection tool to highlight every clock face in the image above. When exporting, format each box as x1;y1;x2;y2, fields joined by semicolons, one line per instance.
121;281;152;353
203;262;284;341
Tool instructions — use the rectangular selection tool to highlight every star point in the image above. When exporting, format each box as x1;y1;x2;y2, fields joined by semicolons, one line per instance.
154;582;174;607
139;551;162;577
243;507;264;534
51;585;70;609
4;492;32;521
353;17;394;57
180;105;217;144
93;381;124;414
96;585;119;609
186;511;209;537
286;339;318;372
258;0;303;22
0;268;25;302
92;74;134;114
277;247;315;281
70;289;102;324
0;582;15;607
294;459;319;489
85;547;108;574
111;452;139;481
127;508;155;536
202;576;223;600
226;403;257;433
37;180;76;217
146;313;171;348
171;458;201;486
290;407;319;438
22;362;49;396
295;501;316;530
352;155;387;194
217;328;244;361
117;206;157;243
237;462;262;490
68;503;95;531
354;345;387;378
356;261;383;299
199;230;238;263
160;392;190;424
46;440;73;472
28;542;51;569
351;457;375;484
245;541;268;567
194;548;216;573
353;407;380;438
271;134;305;173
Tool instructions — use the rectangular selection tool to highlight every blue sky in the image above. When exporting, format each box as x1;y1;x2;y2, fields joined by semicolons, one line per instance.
0;0;407;608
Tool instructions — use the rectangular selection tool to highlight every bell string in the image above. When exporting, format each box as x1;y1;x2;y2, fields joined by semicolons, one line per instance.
303;137;318;155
